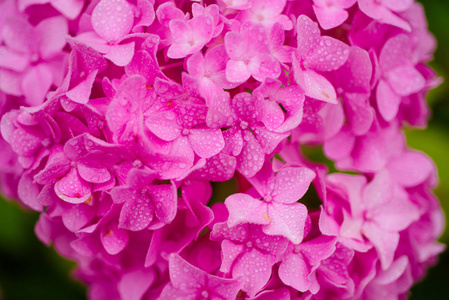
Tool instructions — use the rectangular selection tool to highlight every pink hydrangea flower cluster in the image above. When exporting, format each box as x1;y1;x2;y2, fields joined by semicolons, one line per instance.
0;0;445;299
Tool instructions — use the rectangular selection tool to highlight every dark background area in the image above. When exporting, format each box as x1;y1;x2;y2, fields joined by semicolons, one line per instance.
0;0;448;299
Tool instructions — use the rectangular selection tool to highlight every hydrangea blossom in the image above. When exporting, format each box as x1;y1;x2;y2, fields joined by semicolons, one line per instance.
0;0;445;299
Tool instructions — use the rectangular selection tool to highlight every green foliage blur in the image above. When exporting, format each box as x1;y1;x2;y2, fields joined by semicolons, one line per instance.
0;0;448;299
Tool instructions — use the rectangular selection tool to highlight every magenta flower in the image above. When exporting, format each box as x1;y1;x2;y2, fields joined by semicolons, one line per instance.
77;0;137;66
0;0;444;298
159;254;242;300
110;168;177;231
0;15;68;105
226;162;315;244
185;45;239;100
222;92;289;177
358;0;413;31
211;222;288;297
376;34;426;121
167;15;214;59
236;0;293;31
320;171;421;270
313;0;356;30
292;15;350;103
18;0;85;20
279;235;337;293
225;24;281;83
253;77;305;132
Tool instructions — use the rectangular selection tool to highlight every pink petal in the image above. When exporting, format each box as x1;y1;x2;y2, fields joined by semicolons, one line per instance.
358;0;411;31
252;125;289;154
323;125;355;160
387;151;434;187
149;183;177;224
293;65;337;104
207;273;243;299
189;153;237;182
66;69;98;104
156;2;185;27
205;91;236;128
211;222;249;244
158;284;196;300
2;17;34;54
313;4;349;30
233;249;273;297
9;128;42;157
75;31;111;53
119;193;154;231
126;49;164;85
22;64;53;106
383;0;413;12
319;243;353;284
35;16;68;59
51;0;84;20
189;15;214;45
91;0;134;42
226;193;269;227
18;172;42;211
34;149;71;185
204;44;229;74
0;46;29;72
133;0;156;30
374;255;409;285
100;221;130;255
223;127;243;157
344;93;374;136
308;36;350;72
296;15;320;56
376;79;401;122
186;51;205;78
61;203;95;232
145;110;182;141
363;222;399;270
272;167;316;204
188;128;225;158
264;202;308;244
248;54;281;82
224;31;246;60
337;47;372;93
279;252;311;291
251;225;288;256
105;42;135;67
118;268;155;300
379;34;412;72
385;64;425;96
300;235;338;266
63;135;88;161
257;99;285;131
362;170;394;211
0;69;22;96
54;168;92;204
110;186;134;204
219;239;244;274
77;160;111;184
168;253;206;289
226;59;251;83
236;131;265;177
252;288;291;300
373;189;419;232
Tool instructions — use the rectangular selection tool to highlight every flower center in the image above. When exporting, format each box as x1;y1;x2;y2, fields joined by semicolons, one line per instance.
239;121;249;130
182;128;191;136
264;195;273;202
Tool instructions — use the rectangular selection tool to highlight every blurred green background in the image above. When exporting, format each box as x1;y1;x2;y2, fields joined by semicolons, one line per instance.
1;0;449;299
